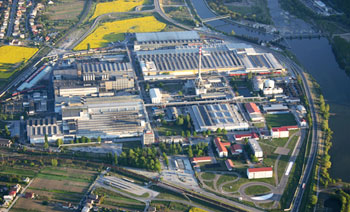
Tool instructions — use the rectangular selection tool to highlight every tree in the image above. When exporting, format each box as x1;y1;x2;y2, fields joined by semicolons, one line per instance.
207;130;211;136
145;83;150;91
56;139;63;147
44;141;49;149
44;134;48;143
186;130;191;138
181;131;185;137
193;131;197;137
310;195;318;205
51;159;58;167
97;136;101;143
87;43;90;51
216;128;222;134
163;152;169;167
247;72;253;80
178;91;183;96
251;155;259;163
176;117;184;126
188;147;193;158
222;129;227;135
114;154;118;165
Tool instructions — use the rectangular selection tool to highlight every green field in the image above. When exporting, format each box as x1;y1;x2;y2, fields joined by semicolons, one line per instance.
244;185;271;196
201;172;215;181
216;174;237;186
265;113;297;127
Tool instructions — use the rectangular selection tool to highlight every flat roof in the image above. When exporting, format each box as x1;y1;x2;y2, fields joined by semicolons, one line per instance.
248;167;273;172
136;31;200;42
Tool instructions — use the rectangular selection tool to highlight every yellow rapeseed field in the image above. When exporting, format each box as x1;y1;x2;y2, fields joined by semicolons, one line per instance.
90;0;145;20
0;45;38;65
74;16;166;50
189;208;208;212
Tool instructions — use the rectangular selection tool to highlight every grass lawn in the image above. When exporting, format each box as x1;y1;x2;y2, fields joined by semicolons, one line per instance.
202;180;215;190
221;176;275;193
287;134;300;154
121;140;142;152
74;16;166;50
156;122;186;136
151;200;190;211
216;174;237;187
244;185;271;196
201;172;215;181
265;113;297;127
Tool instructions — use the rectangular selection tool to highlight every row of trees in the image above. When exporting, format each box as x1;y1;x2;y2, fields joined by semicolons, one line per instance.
159;142;208;157
118;147;161;172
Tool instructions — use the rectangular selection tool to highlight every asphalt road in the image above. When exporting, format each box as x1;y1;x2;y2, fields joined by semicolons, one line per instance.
6;0;18;37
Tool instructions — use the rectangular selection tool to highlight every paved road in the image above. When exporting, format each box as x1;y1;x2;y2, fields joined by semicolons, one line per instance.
6;0;18;37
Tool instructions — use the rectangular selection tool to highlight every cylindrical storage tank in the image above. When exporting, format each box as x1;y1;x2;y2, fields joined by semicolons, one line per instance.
264;79;275;88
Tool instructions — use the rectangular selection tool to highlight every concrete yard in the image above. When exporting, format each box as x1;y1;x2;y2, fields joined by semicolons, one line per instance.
161;156;200;191
100;176;159;198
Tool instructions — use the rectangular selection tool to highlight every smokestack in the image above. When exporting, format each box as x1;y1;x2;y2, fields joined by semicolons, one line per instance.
198;46;202;80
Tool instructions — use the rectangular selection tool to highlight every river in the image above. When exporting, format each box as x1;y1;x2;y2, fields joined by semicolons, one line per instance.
191;0;350;182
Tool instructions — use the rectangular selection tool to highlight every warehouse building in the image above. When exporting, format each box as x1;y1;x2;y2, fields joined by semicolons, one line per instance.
247;167;273;179
190;156;213;164
59;95;154;143
237;48;284;74
189;104;249;132
248;139;263;160
77;62;133;81
263;104;289;114
149;88;162;104
137;44;244;77
245;103;264;122
234;132;259;141
26;117;63;143
134;31;201;50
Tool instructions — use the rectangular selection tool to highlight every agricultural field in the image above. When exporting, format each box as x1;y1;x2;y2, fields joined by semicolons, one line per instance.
90;0;146;20
0;45;38;79
45;0;85;21
12;166;98;211
74;16;166;50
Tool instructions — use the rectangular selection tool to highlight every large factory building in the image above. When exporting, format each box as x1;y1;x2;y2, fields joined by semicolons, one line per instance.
189;103;249;132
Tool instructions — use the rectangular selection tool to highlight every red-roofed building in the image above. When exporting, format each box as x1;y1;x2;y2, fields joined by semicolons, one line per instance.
247;167;273;179
225;159;234;171
245;103;264;122
24;192;35;199
234;133;259;141
190;156;212;164
222;142;231;146
230;144;243;155
9;190;16;196
214;137;228;157
270;125;298;138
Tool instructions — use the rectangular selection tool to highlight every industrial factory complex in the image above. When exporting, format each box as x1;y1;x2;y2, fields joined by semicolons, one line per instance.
0;24;316;211
3;30;307;146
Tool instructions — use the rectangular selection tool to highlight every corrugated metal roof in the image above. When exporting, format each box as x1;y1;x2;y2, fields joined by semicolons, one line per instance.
136;31;200;42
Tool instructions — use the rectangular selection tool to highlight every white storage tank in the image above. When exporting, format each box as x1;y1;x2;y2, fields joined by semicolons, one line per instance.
264;79;275;89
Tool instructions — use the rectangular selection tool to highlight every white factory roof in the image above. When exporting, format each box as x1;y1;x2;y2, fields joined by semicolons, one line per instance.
149;88;161;99
135;31;200;42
